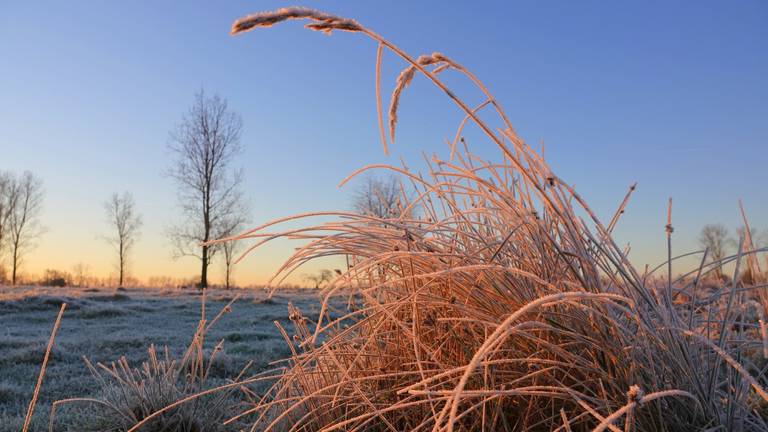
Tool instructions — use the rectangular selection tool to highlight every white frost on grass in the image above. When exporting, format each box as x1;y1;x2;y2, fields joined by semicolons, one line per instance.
0;286;328;431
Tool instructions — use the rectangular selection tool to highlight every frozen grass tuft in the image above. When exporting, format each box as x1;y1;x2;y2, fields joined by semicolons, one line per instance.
50;292;249;431
0;288;323;431
227;8;768;432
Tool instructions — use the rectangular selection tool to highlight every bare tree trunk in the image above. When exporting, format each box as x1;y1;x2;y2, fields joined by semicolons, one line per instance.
119;239;124;287
200;198;211;288
221;238;241;290
201;244;209;289
11;243;18;285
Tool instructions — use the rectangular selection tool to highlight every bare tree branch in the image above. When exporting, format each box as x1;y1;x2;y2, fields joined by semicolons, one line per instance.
352;175;414;220
698;223;735;279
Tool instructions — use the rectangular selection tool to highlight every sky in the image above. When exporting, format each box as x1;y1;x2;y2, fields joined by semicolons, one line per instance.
0;1;766;286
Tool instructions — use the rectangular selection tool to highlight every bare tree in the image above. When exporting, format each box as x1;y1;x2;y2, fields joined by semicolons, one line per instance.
698;224;734;278
104;192;142;287
216;212;249;290
0;172;13;275
220;238;242;290
7;171;44;285
352;175;413;219
737;226;761;248
304;269;334;289
220;240;239;289
167;89;246;289
72;262;91;288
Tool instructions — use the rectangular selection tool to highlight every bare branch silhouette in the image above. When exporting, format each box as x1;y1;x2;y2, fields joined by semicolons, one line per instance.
352;175;414;220
698;224;735;278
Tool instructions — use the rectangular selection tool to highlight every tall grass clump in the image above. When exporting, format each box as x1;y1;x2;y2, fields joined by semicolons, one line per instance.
223;7;768;431
50;294;254;431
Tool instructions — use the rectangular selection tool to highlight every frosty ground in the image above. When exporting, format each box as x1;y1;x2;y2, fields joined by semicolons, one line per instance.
0;286;332;431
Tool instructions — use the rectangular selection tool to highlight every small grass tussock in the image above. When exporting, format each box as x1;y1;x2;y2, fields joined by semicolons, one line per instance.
0;295;85;312
50;293;253;431
88;293;132;302
0;343;75;368
56;347;234;432
73;305;129;320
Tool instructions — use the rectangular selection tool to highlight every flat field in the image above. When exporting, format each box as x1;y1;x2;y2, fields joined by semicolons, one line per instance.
0;285;330;431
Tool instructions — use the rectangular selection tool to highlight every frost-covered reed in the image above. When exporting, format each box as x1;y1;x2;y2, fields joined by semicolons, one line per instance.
225;7;768;432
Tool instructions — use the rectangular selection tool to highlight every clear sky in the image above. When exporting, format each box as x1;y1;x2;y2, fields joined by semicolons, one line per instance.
1;1;766;286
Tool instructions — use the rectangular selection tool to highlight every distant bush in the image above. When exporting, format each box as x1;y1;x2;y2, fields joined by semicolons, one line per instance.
40;269;70;287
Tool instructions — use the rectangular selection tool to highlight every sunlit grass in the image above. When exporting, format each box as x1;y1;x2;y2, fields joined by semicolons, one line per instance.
222;7;768;431
9;7;768;432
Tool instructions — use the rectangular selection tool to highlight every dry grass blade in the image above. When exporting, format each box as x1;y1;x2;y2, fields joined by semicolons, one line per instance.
231;7;361;35
375;42;388;155
388;53;453;143
606;182;636;234
592;388;699;432
22;302;66;432
388;64;416;143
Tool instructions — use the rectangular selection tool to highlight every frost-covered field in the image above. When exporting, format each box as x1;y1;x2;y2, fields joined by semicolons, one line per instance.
0;286;331;431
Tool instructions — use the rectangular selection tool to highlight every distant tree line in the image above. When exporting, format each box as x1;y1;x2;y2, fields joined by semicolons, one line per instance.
2;93;421;291
0;89;253;290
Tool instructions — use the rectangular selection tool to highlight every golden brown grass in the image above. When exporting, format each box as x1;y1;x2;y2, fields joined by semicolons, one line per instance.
19;7;767;432
223;7;768;432
21;302;65;432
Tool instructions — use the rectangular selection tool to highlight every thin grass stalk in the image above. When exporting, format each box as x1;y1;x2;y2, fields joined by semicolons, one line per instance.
22;302;66;432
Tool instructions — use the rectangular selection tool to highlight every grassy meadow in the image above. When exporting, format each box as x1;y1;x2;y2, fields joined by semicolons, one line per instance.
1;6;767;432
0;286;338;431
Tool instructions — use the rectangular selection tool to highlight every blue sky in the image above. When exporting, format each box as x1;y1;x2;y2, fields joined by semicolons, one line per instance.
0;1;766;285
